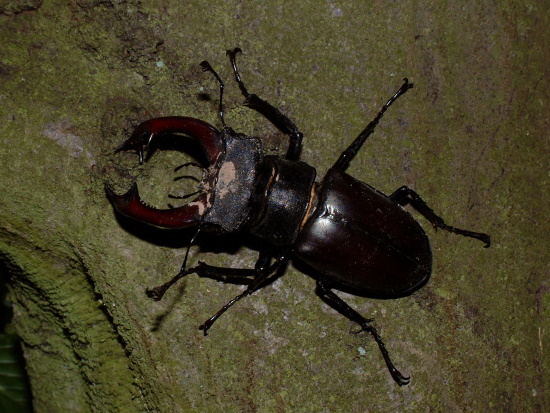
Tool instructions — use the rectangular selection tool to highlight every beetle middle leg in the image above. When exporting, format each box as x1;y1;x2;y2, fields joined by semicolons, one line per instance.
148;243;290;334
316;280;410;386
193;249;290;335
333;78;413;171
226;48;303;160
389;186;491;247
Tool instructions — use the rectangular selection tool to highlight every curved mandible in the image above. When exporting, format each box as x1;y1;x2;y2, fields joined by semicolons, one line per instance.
107;117;224;229
115;116;223;164
105;183;209;229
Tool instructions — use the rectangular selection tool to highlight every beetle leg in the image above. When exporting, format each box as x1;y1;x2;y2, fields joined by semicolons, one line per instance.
145;229;202;301
200;60;230;130
186;262;257;285
188;247;272;286
196;250;289;335
333;78;413;171
226;48;303;160
316;280;411;386
389;186;491;247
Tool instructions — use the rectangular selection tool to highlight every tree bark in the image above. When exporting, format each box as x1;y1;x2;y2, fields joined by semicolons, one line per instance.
0;0;547;411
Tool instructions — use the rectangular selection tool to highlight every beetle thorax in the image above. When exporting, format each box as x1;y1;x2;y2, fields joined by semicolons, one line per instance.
202;132;263;232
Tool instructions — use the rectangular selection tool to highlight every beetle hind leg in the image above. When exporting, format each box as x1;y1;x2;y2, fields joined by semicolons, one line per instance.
316;280;410;386
390;186;491;247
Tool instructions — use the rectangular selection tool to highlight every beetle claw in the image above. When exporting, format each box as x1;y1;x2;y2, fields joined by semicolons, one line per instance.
145;284;170;301
198;323;210;336
393;371;411;386
115;128;152;165
226;47;242;58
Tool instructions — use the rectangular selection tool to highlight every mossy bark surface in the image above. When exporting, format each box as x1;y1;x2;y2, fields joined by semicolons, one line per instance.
0;0;547;411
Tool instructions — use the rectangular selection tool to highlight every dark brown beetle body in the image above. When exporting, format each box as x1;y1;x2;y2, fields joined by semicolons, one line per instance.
106;49;490;386
295;168;432;298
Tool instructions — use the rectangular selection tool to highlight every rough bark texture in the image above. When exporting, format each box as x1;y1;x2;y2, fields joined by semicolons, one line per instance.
0;0;547;411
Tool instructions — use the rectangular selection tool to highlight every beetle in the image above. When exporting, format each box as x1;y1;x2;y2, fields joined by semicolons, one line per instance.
106;48;490;386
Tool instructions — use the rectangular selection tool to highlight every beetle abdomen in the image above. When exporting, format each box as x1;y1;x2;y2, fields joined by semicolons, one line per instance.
295;168;432;298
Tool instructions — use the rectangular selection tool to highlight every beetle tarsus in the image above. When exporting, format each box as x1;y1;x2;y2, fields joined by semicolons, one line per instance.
363;325;411;386
199;295;242;336
226;48;248;97
389;185;491;248
198;286;254;335
391;78;414;103
146;268;192;301
434;224;491;248
316;280;410;385
200;60;230;130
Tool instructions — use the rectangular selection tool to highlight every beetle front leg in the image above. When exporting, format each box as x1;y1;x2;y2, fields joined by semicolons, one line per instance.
389;186;491;247
146;259;262;302
316;280;410;386
189;246;271;284
226;48;303;160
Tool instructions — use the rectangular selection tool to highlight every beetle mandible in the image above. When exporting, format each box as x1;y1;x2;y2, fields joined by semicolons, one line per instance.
106;48;490;386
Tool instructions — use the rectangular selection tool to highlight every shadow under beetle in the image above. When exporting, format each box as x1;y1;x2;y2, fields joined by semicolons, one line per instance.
106;48;491;386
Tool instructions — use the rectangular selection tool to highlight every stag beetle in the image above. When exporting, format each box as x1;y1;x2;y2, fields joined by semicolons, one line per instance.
106;48;490;386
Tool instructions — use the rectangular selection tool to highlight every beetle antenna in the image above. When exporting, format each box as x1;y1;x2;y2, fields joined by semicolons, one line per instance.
200;60;229;131
146;228;201;301
168;190;202;201
173;175;201;183
171;162;203;198
174;162;203;172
